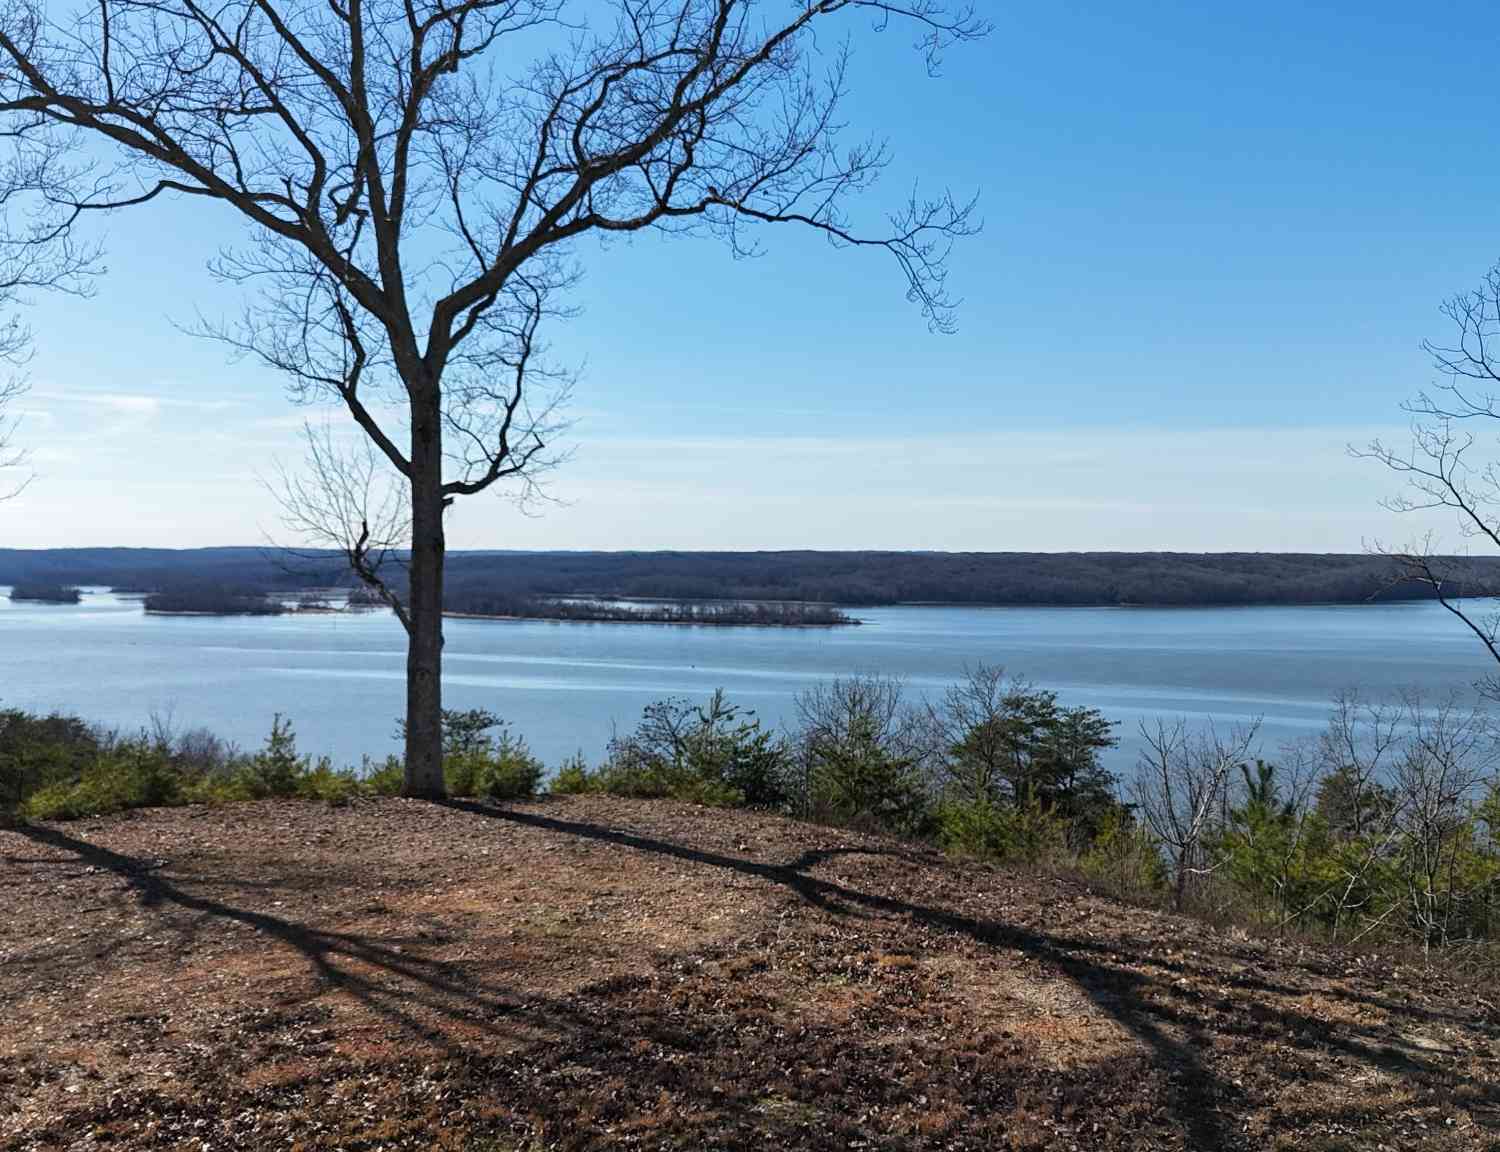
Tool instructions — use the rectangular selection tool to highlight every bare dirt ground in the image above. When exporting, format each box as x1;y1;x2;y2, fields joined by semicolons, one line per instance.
2;796;1497;1151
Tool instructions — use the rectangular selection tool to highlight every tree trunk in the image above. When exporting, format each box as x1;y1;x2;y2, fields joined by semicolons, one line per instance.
403;391;446;800
1173;846;1189;911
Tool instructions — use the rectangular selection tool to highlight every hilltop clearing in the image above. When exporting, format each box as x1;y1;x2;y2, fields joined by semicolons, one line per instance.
2;797;1497;1150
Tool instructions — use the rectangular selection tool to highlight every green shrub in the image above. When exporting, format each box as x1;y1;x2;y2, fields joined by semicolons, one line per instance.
806;735;927;833
935;792;1067;866
9;712;389;820
434;714;546;801
591;691;789;808
0;709;101;815
237;714;304;798
793;676;929;833
446;733;546;800
294;758;365;805
549;755;598;795
16;783;70;821
21;770;131;821
132;743;183;808
179;771;252;806
591;757;744;806
1078;807;1167;897
18;740;179;820
477;733;545;800
362;755;406;796
444;749;487;797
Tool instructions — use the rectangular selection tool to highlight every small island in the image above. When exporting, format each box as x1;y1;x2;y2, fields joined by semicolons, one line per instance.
293;593;339;613
142;589;287;616
7;583;83;604
444;593;858;627
122;583;854;625
344;586;387;610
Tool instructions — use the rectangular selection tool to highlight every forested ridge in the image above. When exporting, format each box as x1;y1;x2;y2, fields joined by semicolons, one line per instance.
3;548;1498;607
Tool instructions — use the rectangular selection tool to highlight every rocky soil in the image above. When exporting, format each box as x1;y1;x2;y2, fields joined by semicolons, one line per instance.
2;796;1498;1150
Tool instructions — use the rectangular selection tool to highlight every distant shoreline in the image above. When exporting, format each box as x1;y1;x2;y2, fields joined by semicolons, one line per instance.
26;586;1500;618
4;548;1489;608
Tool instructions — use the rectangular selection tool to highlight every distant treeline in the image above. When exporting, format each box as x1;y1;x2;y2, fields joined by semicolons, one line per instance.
3;547;1497;607
449;593;855;626
7;583;82;604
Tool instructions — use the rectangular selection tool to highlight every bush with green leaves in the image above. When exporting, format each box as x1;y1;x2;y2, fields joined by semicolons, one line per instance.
362;755;407;797
1077;806;1168;896
589;690;790;807
236;714;305;798
793;675;930;833
392;707;546;801
0;709;101;816
446;732;546;801
547;754;597;796
18;730;242;820
1208;760;1330;927
9;711;373;820
934;790;1069;866
22;751;147;821
926;665;1118;850
1127;693;1500;958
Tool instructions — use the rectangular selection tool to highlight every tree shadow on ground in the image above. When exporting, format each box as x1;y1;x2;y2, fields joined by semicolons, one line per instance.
458;805;1500;1138
13;809;1497;1151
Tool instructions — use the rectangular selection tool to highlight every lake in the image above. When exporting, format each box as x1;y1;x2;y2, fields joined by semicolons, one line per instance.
1;589;1493;774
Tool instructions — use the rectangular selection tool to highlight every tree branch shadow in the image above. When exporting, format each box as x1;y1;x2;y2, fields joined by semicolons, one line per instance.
455;804;1238;1145
15;809;1497;1149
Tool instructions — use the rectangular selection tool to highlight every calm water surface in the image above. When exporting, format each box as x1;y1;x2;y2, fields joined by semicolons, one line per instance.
0;590;1491;772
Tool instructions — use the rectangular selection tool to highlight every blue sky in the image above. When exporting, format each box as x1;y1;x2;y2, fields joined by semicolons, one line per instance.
6;0;1500;550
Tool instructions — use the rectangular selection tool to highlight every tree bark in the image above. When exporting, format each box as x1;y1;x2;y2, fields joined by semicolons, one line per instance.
403;389;446;799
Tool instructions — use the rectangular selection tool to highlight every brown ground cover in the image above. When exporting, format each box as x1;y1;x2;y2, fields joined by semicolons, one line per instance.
2;796;1497;1150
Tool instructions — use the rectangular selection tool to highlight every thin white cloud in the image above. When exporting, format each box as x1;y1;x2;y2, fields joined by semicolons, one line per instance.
33;391;162;416
0;420;1467;553
30;388;245;415
441;423;1457;553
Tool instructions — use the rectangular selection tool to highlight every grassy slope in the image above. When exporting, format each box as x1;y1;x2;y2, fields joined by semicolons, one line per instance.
2;797;1497;1151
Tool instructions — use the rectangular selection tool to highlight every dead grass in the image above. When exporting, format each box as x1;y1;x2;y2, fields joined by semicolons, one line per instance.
2;795;1497;1150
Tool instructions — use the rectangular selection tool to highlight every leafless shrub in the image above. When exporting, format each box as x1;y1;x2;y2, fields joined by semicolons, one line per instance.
1132;718;1261;910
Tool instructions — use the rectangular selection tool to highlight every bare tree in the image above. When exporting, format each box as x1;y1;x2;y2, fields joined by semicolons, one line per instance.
1359;262;1500;696
0;0;985;794
271;422;413;629
0;134;96;497
0;375;24;497
1318;689;1402;839
1262;745;1329;929
1308;690;1406;941
1392;689;1497;955
1133;718;1261;910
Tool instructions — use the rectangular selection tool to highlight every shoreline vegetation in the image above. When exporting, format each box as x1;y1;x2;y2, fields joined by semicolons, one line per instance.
8;547;1500;608
134;586;858;626
445;596;856;627
4;679;1497;978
